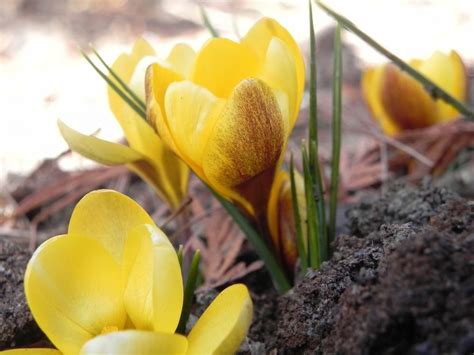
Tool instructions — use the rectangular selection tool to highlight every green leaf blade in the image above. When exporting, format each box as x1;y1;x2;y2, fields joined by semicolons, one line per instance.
289;154;308;274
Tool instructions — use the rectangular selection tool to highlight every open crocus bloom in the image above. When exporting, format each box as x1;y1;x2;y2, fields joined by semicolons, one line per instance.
362;50;467;136
12;190;252;354
59;38;189;211
267;170;306;273
146;18;305;217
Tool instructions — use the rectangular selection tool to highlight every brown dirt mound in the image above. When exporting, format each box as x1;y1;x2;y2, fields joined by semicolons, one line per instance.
0;238;44;349
263;183;473;354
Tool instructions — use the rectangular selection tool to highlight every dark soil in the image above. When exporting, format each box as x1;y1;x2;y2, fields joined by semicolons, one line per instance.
0;238;44;349
253;182;474;354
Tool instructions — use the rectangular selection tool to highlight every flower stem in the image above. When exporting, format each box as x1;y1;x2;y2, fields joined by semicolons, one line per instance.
211;190;291;293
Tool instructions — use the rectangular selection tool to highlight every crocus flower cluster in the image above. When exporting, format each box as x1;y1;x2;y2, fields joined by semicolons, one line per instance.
143;18;305;273
6;190;252;354
60;18;306;276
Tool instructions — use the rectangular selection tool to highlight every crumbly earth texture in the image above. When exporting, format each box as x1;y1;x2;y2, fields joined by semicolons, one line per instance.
265;182;474;354
0;238;44;349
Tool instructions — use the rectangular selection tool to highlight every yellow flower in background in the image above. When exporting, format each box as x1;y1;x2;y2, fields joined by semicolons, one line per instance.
10;190;252;354
59;38;189;211
146;18;305;217
267;170;306;273
362;50;467;135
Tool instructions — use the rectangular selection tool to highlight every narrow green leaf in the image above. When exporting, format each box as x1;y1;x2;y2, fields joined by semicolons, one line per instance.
199;5;219;38
310;141;328;262
90;47;146;111
308;0;328;260
177;249;201;334
302;144;320;269
211;189;291;293
315;0;474;120
177;244;184;268
81;50;147;120
289;154;308;274
308;0;318;159
329;24;342;250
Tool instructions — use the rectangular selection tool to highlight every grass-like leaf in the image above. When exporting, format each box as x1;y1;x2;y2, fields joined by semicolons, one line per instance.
308;0;318;160
90;47;146;111
81;49;147;120
302;144;320;269
289;154;308;274
329;24;342;248
315;0;474;120
211;189;291;293
177;244;184;268
308;0;328;263
199;5;219;38
310;140;327;262
177;249;201;334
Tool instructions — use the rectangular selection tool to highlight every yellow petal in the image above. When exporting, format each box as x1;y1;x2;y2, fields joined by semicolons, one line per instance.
122;224;183;333
258;37;299;128
129;55;159;101
25;235;126;355
68;190;154;264
166;43;196;79
108;37;155;149
59;120;188;211
145;63;185;158
267;170;288;255
145;62;183;128
361;66;401;136
123;114;188;210
416;50;466;121
154;74;249;210
145;45;195;143
148;145;190;211
187;284;253;355
1;350;61;354
80;330;188;355
108;39;189;207
267;170;306;272
380;64;438;130
191;38;259;98
242;17;305;115
58;120;145;165
202;78;288;214
163;80;225;178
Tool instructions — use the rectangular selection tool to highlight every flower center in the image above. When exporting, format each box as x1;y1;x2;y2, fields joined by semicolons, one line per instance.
100;325;119;335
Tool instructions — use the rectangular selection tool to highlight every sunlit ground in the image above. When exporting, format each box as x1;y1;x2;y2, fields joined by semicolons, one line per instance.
1;0;473;182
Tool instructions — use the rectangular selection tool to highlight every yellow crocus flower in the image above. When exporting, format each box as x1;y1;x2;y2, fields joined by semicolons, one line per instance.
362;50;467;136
59;38;189;211
5;190;252;354
267;170;306;273
146;18;305;218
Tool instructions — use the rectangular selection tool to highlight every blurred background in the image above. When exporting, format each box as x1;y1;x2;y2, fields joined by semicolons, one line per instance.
1;0;473;182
